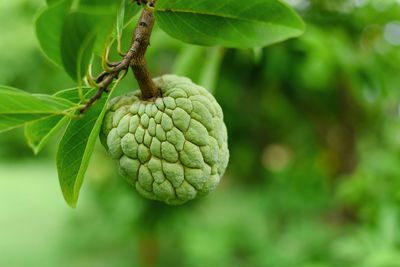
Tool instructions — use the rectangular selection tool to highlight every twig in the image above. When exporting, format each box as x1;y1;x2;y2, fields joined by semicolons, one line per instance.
80;0;158;114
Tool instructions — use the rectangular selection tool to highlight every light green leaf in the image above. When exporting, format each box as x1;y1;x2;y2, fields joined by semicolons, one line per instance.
56;91;112;208
173;45;207;79
25;87;96;154
0;86;76;133
0;114;57;134
34;94;76;110
116;0;126;42
0;87;67;114
25;115;68;155
172;45;225;93
199;47;226;94
154;0;305;48
53;87;96;103
36;0;71;67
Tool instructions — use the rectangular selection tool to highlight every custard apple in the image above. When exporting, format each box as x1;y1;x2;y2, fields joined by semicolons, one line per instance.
100;75;229;205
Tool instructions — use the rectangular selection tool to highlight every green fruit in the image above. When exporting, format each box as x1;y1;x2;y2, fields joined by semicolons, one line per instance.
100;75;229;205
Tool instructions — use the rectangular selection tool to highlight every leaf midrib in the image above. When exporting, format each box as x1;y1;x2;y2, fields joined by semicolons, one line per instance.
154;7;303;31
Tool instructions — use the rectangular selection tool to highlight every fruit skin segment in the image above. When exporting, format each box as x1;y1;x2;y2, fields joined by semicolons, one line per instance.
100;75;229;205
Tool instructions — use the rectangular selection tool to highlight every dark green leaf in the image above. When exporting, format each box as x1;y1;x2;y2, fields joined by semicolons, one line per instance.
56;92;111;208
61;12;98;81
46;0;63;6
78;0;124;56
124;1;142;25
61;0;124;79
93;1;142;56
115;0;142;35
78;0;120;11
36;0;71;67
154;0;305;48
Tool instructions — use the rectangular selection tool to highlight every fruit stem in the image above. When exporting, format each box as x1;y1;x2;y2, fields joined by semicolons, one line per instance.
129;5;160;100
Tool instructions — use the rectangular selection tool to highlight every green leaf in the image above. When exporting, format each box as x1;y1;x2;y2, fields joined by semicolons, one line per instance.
36;0;71;67
53;87;96;103
124;1;142;25
172;45;225;93
78;0;120;11
61;0;123;80
93;1;142;56
112;0;142;38
38;0;122;69
61;12;98;81
56;92;111;208
25;115;68;155
46;0;63;6
154;0;305;48
79;0;125;56
199;47;226;94
0;86;76;133
0;87;73;114
33;94;77;110
25;87;96;154
116;0;126;42
0;114;57;134
173;45;207;79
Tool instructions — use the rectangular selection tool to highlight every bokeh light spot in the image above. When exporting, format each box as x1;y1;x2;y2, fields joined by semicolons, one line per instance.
262;144;293;172
384;21;400;46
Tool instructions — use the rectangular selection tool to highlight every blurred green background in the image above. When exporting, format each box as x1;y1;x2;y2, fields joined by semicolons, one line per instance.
2;0;400;266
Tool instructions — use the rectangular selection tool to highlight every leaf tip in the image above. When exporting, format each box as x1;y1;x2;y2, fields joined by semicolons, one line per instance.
32;148;40;156
68;202;77;209
62;190;78;209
